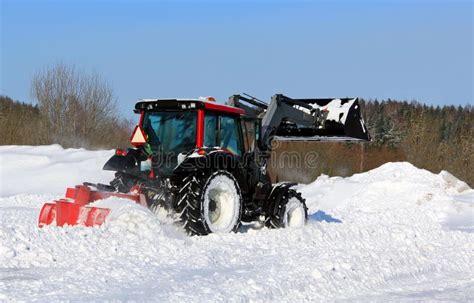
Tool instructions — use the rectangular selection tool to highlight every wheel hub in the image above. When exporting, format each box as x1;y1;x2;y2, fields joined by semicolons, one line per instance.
208;198;221;224
284;198;306;227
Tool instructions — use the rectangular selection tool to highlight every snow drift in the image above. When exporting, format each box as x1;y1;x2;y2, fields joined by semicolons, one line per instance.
0;145;472;301
0;145;114;196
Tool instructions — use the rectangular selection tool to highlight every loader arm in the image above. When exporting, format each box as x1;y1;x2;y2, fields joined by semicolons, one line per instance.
228;94;267;119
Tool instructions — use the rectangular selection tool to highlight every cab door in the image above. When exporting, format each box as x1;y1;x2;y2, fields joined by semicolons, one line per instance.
218;115;244;157
203;111;245;158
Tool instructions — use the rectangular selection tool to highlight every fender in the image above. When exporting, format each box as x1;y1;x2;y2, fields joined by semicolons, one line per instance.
103;148;144;174
174;148;241;174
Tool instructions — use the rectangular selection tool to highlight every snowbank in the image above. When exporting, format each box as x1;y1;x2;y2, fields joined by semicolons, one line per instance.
0;145;114;196
299;162;473;233
0;145;472;301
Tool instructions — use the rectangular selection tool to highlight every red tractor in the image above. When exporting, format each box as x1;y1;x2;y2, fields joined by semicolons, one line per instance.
39;94;369;235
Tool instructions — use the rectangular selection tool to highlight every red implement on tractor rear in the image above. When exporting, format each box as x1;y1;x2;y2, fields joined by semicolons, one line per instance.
38;185;142;227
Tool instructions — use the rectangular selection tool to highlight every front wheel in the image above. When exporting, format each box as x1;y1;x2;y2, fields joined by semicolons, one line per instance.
177;170;242;236
266;188;308;228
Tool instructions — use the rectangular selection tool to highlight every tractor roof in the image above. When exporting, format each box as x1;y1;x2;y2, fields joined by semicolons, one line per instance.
134;98;245;116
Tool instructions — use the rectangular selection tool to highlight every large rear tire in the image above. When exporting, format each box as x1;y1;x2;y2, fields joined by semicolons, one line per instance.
266;188;308;229
177;170;242;236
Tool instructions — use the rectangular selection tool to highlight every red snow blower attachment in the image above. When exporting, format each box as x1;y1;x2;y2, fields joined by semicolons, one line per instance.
38;184;142;227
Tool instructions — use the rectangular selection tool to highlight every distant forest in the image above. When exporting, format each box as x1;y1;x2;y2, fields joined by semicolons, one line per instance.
0;95;131;148
1;95;472;185
360;99;473;186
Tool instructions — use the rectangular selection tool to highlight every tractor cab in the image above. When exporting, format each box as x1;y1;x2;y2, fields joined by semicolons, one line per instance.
128;98;249;176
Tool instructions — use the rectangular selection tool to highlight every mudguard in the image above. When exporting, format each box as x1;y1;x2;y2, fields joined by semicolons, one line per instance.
103;148;144;173
174;149;241;174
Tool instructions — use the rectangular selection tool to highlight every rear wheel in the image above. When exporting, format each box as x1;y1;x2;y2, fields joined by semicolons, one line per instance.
177;170;242;236
266;189;308;228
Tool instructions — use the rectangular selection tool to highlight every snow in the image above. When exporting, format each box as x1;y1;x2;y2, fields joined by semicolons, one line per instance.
0;145;114;196
310;98;356;124
0;145;473;301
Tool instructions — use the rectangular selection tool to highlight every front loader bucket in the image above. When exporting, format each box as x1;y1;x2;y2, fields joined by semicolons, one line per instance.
318;98;370;141
38;185;141;227
271;96;371;141
304;97;370;141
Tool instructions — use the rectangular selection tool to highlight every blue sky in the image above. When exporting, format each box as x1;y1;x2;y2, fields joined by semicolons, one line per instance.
1;0;472;118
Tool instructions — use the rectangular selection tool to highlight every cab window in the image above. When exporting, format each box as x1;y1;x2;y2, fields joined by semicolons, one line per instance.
219;116;243;156
204;113;218;147
143;111;196;153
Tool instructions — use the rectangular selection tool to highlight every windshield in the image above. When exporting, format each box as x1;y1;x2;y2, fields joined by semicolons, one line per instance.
143;111;197;155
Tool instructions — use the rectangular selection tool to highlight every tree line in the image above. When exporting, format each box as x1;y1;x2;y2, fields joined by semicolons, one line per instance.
0;64;132;149
361;99;473;186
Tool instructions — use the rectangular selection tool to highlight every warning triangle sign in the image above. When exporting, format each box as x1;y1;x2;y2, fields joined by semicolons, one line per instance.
130;125;147;146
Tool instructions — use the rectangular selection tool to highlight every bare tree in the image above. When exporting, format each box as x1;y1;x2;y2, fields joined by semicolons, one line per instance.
31;63;121;148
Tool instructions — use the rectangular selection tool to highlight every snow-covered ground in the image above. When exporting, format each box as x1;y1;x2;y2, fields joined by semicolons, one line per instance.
0;145;473;301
